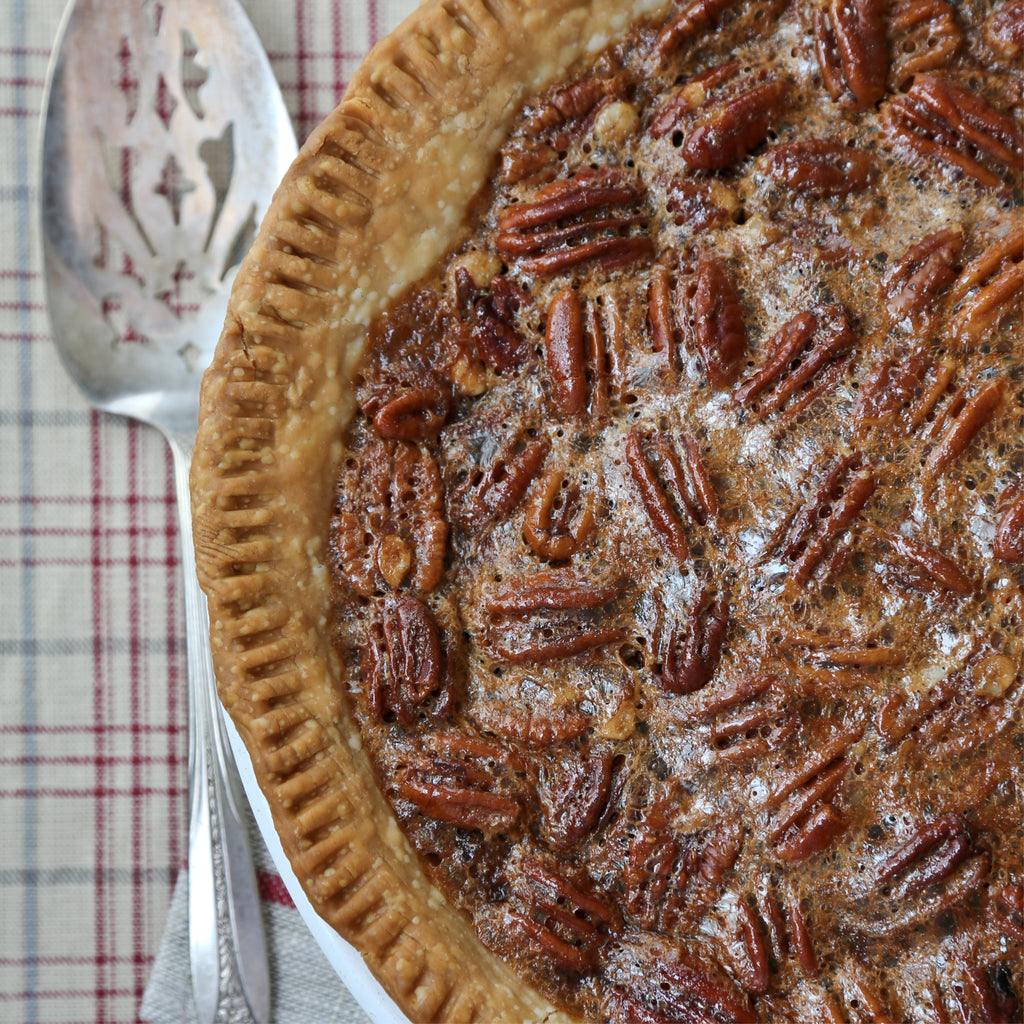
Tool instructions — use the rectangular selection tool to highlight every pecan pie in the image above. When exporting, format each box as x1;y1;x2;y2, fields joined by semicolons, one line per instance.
191;0;1024;1021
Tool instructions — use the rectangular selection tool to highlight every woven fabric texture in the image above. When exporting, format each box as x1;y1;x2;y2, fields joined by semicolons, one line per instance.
0;1;416;1021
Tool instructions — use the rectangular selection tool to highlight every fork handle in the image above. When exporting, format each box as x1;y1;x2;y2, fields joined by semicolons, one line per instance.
171;436;271;1024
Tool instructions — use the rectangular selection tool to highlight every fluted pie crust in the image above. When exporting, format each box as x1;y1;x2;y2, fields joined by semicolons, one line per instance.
192;2;672;1020
192;1;1023;1022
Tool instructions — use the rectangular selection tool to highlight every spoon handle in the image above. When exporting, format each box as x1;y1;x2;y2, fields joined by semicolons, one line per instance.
172;437;271;1024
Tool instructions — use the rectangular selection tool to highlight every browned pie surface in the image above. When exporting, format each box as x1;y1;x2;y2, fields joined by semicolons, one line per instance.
326;1;1023;1021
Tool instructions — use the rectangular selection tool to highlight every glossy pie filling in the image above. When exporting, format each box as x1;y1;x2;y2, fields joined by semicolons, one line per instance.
327;2;1023;1020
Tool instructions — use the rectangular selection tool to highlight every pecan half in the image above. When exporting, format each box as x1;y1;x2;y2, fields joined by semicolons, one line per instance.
545;288;587;417
735;310;816;407
854;346;932;429
924;379;1004;477
880;227;964;325
628;817;743;934
765;724;862;862
733;899;770;995
485;560;624;662
776;453;860;555
649;0;742;65
332;439;447;596
994;484;1024;563
608;944;757;1024
695;822;745;897
614;801;700;933
786;891;819;976
682;75;788;170
882;74;1024;187
734;305;857;417
486;568;623;615
495;167;653;275
650;59;744;140
448;429;550;529
490;625;627;665
899;686;1021;764
362;593;454;726
953;261;1024;345
394;733;525;830
507;856;617;973
647;262;681;368
691;255;748;388
799;642;901;668
876;812;989;899
540;746;615;851
473;701;591;747
771;769;848;863
371;385;450;442
522;74;626;143
903;355;958;434
790;464;875;585
888;0;962;87
656;590;730;695
813;0;888;110
499;140;559;187
882;530;973;595
680;432;719;520
598;288;626;399
626;427;693;565
948;221;1023;300
948;226;1024;344
872;657;1011;753
522;465;597;560
584;288;628;421
749;887;819;978
697;674;798;763
761;139;874;197
790;632;903;688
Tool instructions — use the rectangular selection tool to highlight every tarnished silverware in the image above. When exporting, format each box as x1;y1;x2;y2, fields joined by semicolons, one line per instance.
39;2;296;1020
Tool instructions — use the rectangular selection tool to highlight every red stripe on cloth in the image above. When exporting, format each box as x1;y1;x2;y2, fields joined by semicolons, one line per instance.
164;444;184;898
90;408;111;1024
0;955;147;967
331;1;343;109
368;0;380;48
0;76;44;88
0;723;180;735
257;869;295;909
127;421;145;1009
294;0;314;142
0;787;185;798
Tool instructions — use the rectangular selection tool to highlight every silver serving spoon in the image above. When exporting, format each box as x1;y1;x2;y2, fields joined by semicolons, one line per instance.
39;1;296;1021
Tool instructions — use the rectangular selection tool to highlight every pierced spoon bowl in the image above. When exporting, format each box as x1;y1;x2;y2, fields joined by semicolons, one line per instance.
40;1;296;1020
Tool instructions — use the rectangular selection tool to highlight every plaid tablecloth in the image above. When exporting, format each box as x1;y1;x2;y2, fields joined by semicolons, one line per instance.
0;1;415;1021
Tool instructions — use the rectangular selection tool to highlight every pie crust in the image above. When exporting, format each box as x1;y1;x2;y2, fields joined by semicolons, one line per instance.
191;1;672;1019
191;1;1023;1021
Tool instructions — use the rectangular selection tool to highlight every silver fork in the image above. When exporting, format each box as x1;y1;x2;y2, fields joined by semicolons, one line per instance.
39;1;296;1020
